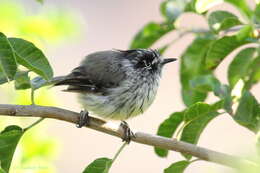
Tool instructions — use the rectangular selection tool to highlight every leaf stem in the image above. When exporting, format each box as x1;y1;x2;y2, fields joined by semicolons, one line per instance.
24;117;45;131
111;142;127;164
31;89;35;105
175;122;188;139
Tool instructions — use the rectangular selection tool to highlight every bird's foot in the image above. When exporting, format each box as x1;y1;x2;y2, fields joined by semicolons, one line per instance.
120;121;135;143
77;110;90;128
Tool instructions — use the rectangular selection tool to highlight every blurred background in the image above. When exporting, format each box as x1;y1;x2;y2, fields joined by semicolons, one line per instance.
0;0;258;172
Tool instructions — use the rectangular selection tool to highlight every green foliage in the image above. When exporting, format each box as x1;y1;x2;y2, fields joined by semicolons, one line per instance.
207;11;242;33
36;0;44;4
213;84;233;114
247;56;260;88
0;1;81;44
83;158;112;173
160;0;191;22
0;168;6;173
130;22;174;49
9;38;53;80
236;25;253;41
0;126;24;172
155;112;184;157
129;0;260;171
193;0;223;13
194;0;253;18
14;71;31;90
0;2;80;173
154;102;221;160
0;33;17;81
224;0;253;19
0;32;53;91
255;4;260;23
164;160;190;173
228;48;256;88
234;91;260;132
189;74;220;93
205;36;249;70
180;36;213;106
181;105;219;159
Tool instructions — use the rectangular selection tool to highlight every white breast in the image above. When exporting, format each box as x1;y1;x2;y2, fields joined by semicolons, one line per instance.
78;74;160;120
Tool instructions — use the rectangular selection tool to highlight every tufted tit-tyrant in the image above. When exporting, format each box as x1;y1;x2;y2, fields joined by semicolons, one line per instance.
54;49;177;142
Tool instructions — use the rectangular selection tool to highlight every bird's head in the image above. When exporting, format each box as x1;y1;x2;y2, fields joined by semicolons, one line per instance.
120;49;177;74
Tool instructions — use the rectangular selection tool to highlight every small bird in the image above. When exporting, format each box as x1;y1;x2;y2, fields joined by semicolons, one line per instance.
54;49;176;142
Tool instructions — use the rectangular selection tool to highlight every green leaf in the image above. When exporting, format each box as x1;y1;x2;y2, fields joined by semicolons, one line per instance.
224;0;253;19
36;0;44;4
213;84;233;114
180;36;213;106
155;112;184;157
164;160;190;173
194;0;252;18
0;125;24;172
0;68;8;85
130;22;174;49
228;48;256;88
255;4;260;23
0;167;6;173
189;74;220;92
181;103;220;159
206;36;248;70
184;102;212;121
0;33;17;81
14;71;31;90
208;10;241;33
248;56;260;86
160;0;189;22
234;91;260;133
83;158;112;173
195;0;224;13
9;38;53;80
236;25;253;41
158;44;170;54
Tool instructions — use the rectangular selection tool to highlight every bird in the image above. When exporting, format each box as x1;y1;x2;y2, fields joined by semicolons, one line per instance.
54;49;177;142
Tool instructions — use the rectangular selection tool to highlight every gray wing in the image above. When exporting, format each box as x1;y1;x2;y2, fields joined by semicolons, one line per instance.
55;50;126;94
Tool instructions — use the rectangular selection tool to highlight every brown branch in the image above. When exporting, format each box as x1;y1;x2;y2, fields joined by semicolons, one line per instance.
0;104;258;169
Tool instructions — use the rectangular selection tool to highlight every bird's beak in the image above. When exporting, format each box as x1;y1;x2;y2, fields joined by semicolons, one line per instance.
162;58;177;65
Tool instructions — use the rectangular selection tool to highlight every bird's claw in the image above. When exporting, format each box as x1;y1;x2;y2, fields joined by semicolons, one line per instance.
120;121;135;143
77;110;90;128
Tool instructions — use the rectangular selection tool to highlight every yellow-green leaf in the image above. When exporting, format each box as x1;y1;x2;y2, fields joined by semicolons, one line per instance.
0;33;17;81
9;38;53;80
83;158;112;173
164;160;190;173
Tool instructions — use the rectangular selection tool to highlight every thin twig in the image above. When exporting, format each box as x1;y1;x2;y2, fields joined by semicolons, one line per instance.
0;104;258;170
111;142;127;164
24;117;45;131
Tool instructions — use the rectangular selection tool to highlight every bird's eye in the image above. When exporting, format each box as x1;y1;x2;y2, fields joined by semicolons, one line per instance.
143;60;152;69
135;59;152;69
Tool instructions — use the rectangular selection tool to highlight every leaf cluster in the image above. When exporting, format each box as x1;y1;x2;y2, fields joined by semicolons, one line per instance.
129;0;260;172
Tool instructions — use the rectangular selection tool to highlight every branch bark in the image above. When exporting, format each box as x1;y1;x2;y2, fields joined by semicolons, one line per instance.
0;104;258;169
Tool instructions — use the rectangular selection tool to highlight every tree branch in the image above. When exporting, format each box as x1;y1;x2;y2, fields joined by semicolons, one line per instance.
0;104;258;169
